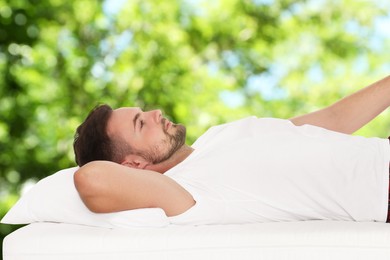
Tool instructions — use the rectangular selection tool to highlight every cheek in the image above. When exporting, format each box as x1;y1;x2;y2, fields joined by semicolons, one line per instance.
143;128;165;143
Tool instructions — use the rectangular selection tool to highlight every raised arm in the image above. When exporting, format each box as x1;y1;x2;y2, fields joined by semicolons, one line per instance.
290;75;390;134
74;160;195;217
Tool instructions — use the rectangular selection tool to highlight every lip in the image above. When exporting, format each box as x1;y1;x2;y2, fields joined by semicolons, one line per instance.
165;120;171;130
162;118;171;131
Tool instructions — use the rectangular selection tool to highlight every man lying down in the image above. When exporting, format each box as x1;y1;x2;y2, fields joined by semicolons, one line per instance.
73;75;390;225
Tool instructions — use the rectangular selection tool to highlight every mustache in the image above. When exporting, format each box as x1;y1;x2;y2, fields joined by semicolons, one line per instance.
161;118;167;132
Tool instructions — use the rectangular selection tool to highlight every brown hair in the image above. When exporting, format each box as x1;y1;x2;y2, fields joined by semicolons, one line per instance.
73;104;132;166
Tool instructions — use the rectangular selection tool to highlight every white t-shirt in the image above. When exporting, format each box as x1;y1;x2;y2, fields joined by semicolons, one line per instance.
166;117;390;225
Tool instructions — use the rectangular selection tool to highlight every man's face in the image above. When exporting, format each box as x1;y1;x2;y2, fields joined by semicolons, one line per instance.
106;107;186;165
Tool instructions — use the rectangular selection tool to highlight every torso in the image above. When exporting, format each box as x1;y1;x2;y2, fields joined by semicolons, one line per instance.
165;117;390;224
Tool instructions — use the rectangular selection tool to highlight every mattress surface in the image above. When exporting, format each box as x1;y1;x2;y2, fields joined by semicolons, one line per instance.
4;221;390;260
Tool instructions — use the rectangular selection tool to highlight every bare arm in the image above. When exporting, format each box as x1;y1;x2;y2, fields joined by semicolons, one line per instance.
290;75;390;134
74;160;195;217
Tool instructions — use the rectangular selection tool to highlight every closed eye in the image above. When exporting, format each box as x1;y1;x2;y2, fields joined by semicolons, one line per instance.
133;112;141;131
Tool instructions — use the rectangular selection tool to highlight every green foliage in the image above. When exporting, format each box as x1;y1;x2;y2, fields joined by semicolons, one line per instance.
0;0;389;256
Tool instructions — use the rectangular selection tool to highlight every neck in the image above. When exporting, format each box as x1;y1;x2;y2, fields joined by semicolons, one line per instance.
145;145;194;173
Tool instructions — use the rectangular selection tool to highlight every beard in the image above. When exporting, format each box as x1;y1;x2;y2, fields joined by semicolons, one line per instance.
139;122;187;164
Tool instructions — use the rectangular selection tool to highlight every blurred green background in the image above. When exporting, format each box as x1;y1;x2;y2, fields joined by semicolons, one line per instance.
0;0;389;257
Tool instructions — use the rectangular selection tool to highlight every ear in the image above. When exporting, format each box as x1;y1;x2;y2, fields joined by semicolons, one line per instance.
120;154;149;169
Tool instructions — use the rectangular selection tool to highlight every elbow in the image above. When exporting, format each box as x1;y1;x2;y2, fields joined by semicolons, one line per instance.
74;161;107;213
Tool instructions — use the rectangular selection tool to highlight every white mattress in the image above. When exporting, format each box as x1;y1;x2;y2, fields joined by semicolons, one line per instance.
3;221;390;260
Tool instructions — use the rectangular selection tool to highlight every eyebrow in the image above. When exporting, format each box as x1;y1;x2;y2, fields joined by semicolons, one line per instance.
133;112;141;131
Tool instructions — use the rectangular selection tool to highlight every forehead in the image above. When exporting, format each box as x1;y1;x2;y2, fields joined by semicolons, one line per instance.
106;107;141;136
113;107;140;114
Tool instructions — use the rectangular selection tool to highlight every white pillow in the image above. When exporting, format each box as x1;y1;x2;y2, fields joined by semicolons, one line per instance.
1;167;169;228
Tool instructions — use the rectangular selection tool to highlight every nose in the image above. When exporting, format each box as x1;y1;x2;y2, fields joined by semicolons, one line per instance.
148;109;162;123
